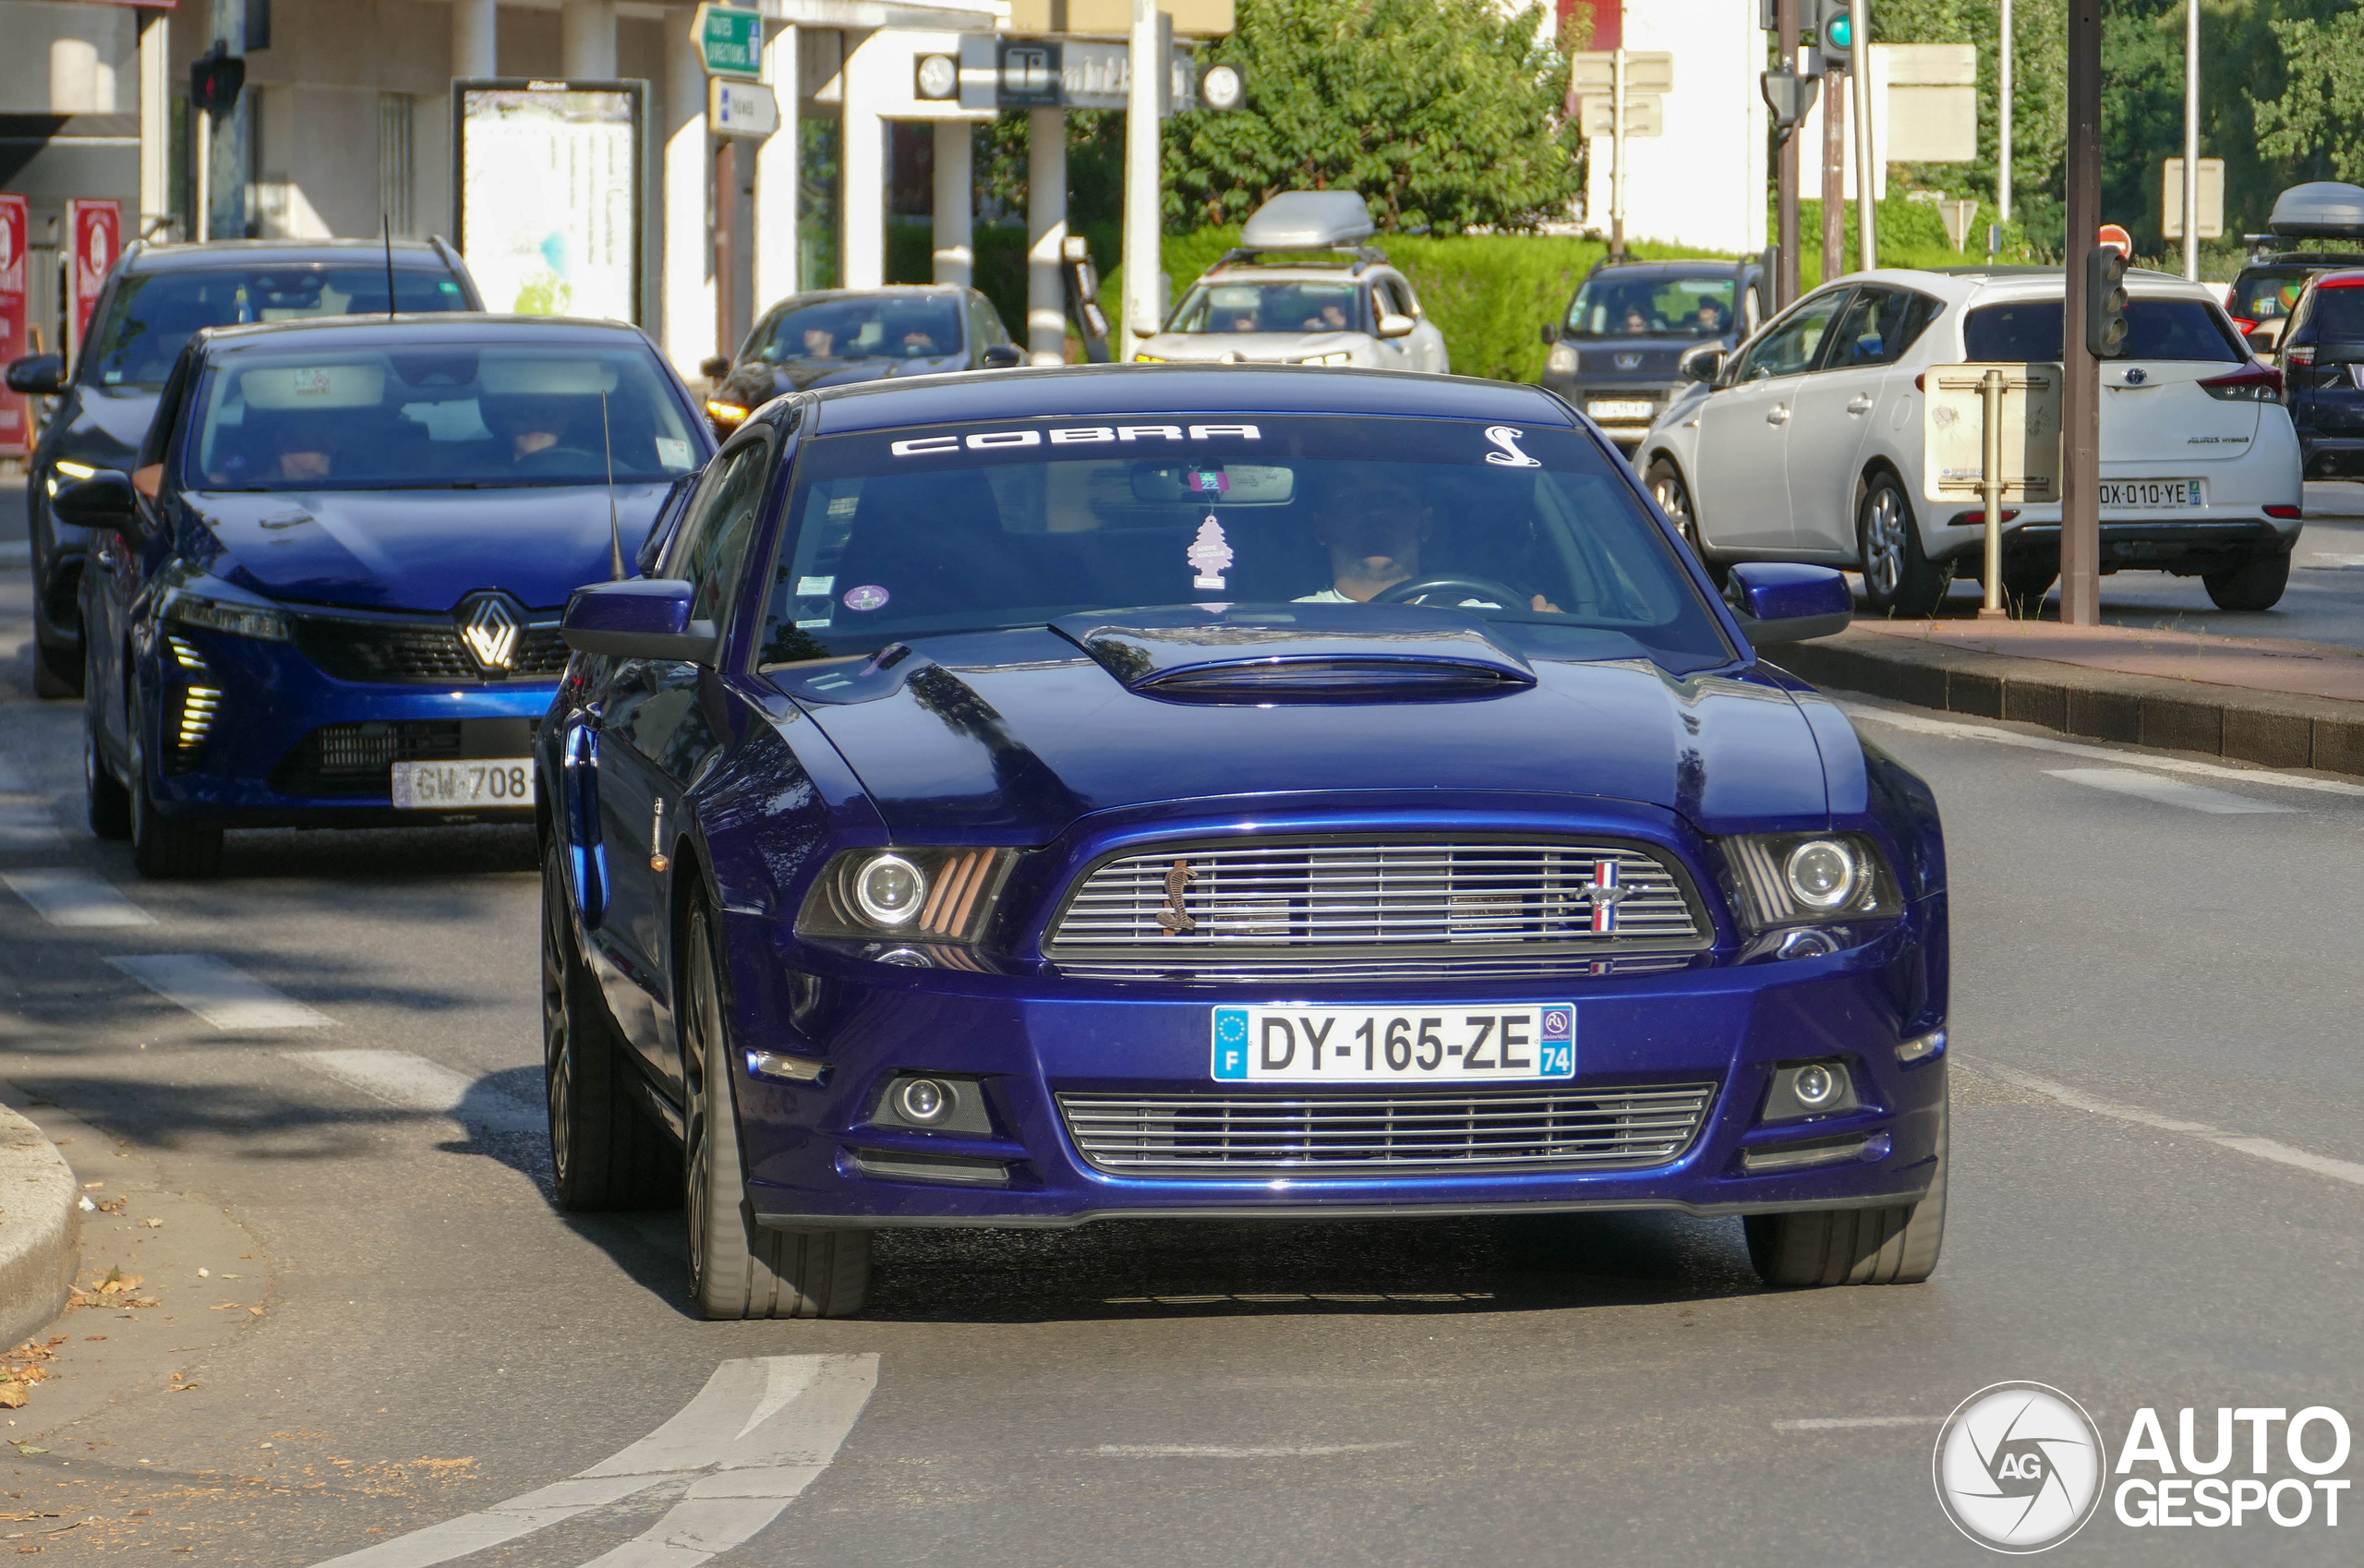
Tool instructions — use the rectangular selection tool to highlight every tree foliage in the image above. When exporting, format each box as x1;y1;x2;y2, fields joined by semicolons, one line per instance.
1164;0;1586;234
2251;10;2364;180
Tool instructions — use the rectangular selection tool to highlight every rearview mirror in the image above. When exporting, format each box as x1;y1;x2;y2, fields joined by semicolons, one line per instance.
980;344;1024;368
698;356;731;381
1722;562;1852;645
51;468;139;531
1377;312;1417;340
1679;345;1727;385
6;354;65;396
562;579;717;663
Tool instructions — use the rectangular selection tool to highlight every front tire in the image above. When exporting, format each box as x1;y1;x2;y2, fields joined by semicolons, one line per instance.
84;650;129;841
542;840;672;1211
681;897;869;1319
1857;473;1952;618
127;684;223;879
2202;550;2289;611
32;638;79;700
1644;457;1726;585
1745;1092;1948;1287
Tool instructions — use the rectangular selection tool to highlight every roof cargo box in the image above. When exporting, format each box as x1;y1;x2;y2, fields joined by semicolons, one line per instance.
1238;191;1375;252
2269;182;2364;237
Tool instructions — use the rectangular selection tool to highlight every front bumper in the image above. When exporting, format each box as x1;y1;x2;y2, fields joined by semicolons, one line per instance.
1543;375;1683;448
718;912;1948;1230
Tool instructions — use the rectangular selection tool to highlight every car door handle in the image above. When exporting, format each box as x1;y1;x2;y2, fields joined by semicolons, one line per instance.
1847;394;1876;414
1766;405;1791;425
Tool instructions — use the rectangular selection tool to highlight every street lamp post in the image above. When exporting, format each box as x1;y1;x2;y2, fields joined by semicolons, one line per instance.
2183;0;2201;281
1120;0;1162;362
1997;0;2011;224
2061;0;2104;626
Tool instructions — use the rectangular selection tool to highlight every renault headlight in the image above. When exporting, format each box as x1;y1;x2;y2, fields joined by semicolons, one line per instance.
797;847;1019;948
1719;832;1896;932
159;586;291;643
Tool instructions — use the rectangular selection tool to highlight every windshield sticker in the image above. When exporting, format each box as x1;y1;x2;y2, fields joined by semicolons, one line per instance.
1188;517;1235;590
797;576;836;597
843;585;890;612
295;368;334;397
1483;426;1542;467
890;424;1260;457
655;437;693;469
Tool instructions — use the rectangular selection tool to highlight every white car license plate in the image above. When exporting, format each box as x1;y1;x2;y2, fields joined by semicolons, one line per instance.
1586;400;1655;422
2099;478;2201;509
390;758;536;810
1212;1004;1574;1083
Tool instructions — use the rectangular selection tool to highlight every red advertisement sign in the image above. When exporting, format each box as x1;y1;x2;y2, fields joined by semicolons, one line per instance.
66;198;124;362
0;193;30;459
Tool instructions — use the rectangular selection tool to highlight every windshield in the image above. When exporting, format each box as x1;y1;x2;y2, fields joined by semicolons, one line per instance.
1168;281;1366;335
1564;273;1736;339
84;267;470;388
1962;298;2244;363
183;342;702;491
757;416;1734;674
745;295;964;364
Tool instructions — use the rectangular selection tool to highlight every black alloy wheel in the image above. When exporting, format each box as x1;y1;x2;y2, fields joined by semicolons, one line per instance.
681;896;870;1320
541;838;672;1211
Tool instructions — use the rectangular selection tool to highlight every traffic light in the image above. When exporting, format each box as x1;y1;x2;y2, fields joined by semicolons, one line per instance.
1816;0;1857;70
2084;244;2129;357
189;46;245;116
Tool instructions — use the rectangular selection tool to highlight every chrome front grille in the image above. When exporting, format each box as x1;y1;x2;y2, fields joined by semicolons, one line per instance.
1045;840;1704;982
1057;1084;1718;1174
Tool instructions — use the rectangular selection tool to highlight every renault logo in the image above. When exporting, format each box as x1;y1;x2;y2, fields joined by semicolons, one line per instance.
457;592;523;672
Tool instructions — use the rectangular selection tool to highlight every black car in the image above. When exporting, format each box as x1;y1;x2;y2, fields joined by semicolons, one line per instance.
2274;269;2364;476
1539;259;1766;452
4;237;482;698
698;284;1022;437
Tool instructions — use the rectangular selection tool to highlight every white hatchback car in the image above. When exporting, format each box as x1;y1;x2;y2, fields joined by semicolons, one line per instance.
1634;266;2302;614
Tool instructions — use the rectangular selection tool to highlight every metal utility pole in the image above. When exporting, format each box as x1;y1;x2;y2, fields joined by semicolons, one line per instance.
1850;0;1876;271
1778;0;1801;307
1822;65;1845;280
2183;0;2201;281
1611;48;1629;259
1997;0;2012;223
1120;0;1161;360
2061;0;2104;626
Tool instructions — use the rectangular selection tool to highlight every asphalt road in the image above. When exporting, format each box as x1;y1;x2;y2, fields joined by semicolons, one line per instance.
0;537;2358;1565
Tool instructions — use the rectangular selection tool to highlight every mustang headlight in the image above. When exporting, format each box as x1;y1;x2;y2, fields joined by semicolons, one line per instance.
798;847;1019;948
160;587;292;643
1719;832;1896;933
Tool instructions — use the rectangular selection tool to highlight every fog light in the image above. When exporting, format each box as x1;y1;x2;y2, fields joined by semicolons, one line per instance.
1793;1063;1838;1108
1763;1059;1859;1122
897;1077;949;1124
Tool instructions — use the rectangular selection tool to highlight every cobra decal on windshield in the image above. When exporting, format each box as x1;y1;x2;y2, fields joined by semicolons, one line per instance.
1482;426;1541;467
888;424;1261;457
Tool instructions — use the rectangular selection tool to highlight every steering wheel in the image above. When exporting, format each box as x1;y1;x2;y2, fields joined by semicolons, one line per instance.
1372;574;1533;609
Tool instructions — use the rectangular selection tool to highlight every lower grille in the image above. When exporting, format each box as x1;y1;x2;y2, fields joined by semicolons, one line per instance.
294;617;567;683
269;718;536;799
1052;952;1700;983
1057;1083;1717;1175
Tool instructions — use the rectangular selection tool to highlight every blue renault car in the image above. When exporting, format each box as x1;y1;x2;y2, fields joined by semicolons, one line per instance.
539;366;1948;1319
54;315;712;877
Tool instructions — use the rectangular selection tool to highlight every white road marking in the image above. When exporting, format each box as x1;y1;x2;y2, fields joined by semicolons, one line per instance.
288;1050;544;1136
2043;766;2298;814
1773;1416;1944;1432
1090;1442;1413;1458
0;802;64;851
305;1356;878;1568
2299;552;2364;569
1837;699;2364;798
106;954;332;1030
1972;1059;2364;1189
4;869;155;927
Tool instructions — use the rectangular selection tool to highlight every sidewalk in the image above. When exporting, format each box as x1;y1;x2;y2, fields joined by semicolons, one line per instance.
0;1097;79;1348
1771;617;2364;776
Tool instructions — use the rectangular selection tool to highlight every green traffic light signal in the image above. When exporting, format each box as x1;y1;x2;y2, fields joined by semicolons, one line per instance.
1827;15;1852;48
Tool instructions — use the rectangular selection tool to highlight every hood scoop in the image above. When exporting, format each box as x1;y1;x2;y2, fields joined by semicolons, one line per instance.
1053;604;1536;704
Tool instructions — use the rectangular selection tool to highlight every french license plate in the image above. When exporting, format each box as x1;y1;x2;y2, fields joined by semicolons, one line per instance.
1586;400;1656;422
1212;1004;1574;1083
390;758;536;810
2099;478;2201;509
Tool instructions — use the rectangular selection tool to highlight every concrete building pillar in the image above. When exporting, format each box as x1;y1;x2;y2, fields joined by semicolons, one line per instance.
138;13;171;237
452;0;497;78
839;36;885;289
931;120;971;287
663;11;716;375
1025;106;1066;365
754;24;801;310
561;0;619;79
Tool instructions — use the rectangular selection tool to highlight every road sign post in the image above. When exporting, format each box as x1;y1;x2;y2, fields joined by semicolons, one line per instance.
2061;0;2104;625
1572;51;1671;259
1923;361;2063;618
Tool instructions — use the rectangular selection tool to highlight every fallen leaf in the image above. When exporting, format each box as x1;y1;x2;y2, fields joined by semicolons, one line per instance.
140;1219;162;1229
169;1381;199;1393
9;1445;42;1455
0;1389;23;1411
247;1307;263;1317
94;1200;125;1216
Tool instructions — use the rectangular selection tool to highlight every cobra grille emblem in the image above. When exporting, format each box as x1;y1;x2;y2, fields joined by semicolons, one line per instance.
457;592;523;672
1155;859;1197;935
1614;352;1643;369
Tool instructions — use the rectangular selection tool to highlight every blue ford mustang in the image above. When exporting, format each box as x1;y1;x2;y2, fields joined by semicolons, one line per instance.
56;315;712;876
540;366;1948;1319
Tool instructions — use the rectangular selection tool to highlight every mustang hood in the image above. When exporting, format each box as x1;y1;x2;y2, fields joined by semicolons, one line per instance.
191;483;674;613
787;615;1830;838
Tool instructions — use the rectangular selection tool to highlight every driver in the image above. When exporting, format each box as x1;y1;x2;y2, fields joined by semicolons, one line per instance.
482;394;585;472
1295;473;1559;611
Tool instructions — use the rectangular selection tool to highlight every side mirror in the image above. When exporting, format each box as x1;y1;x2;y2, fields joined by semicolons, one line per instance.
1678;345;1727;385
1539;322;1561;345
51;468;139;530
980;343;1024;368
561;579;717;663
698;356;731;381
1377;312;1417;340
6;354;66;396
1722;562;1853;646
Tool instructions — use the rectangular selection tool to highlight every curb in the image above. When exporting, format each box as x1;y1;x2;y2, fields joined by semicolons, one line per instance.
0;1101;79;1348
1767;629;2364;778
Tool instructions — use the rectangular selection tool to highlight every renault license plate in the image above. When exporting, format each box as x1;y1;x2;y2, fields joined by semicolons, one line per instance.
390;758;536;810
1586;400;1655;422
2099;478;2201;509
1212;1004;1574;1083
